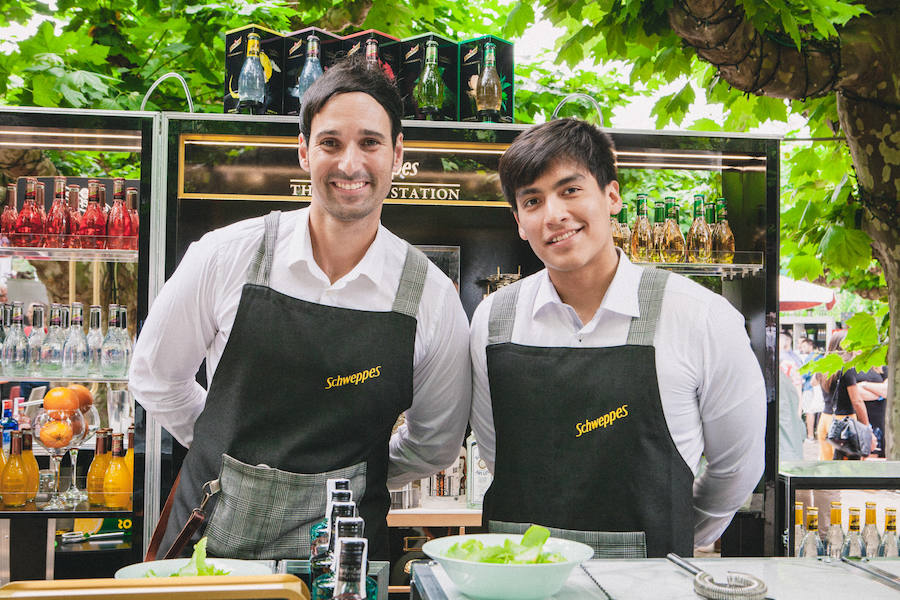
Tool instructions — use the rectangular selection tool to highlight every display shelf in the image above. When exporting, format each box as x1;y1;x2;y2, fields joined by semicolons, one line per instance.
633;251;763;278
387;507;482;528
5;376;128;384
0;246;137;263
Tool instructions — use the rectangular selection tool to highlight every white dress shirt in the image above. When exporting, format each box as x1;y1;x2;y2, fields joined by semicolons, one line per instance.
129;207;472;487
469;249;766;547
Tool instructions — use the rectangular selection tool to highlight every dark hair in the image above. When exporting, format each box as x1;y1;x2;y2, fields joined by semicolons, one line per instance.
299;55;403;146
498;118;617;211
819;330;848;394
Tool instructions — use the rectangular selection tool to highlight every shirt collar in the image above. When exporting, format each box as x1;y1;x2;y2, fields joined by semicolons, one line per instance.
532;248;642;321
286;207;387;289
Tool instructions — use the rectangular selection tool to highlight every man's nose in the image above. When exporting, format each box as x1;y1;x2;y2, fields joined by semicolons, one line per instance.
338;143;365;174
544;194;568;223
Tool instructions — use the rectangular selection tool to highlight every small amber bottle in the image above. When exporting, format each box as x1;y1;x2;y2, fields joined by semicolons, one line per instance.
1;431;28;507
20;428;39;502
103;433;131;509
125;425;134;475
87;429;110;506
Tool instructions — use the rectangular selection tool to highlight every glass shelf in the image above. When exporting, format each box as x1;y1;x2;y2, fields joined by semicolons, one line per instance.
633;251;764;278
0;246;137;263
5;377;127;384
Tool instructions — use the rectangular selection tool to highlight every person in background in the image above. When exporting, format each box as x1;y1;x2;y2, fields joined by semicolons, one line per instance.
815;331;846;460
779;368;806;462
858;368;888;458
468;118;766;558
798;337;824;441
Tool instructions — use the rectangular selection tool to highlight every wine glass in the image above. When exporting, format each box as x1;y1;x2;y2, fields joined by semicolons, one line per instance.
62;404;100;505
33;408;85;511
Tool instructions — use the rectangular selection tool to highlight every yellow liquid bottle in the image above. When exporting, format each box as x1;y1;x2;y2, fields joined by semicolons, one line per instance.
651;203;666;262
687;194;712;263
87;429;111;506
1;431;28;507
713;197;735;263
20;428;39;502
103;433;132;509
630;194;654;262
661;197;686;263
125;425;134;475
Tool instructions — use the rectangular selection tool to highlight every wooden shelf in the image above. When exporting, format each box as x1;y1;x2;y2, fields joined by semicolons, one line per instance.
387;508;482;528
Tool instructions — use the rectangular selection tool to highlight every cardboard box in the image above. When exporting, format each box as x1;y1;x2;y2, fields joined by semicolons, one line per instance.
458;35;514;123
283;27;342;116
341;29;401;84
224;24;285;115
399;33;458;121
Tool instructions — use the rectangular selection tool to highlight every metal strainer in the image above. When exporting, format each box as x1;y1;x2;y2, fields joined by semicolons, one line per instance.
667;553;769;600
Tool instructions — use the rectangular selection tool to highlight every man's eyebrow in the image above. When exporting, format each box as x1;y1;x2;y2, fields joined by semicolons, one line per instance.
515;173;585;198
314;129;387;140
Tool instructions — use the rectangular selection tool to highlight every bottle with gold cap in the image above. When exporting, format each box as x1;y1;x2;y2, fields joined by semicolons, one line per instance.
878;507;898;557
793;501;805;556
103;432;131;509
861;501;881;555
841;506;866;558
1;431;28;507
798;506;824;558
826;501;845;559
20;428;39;502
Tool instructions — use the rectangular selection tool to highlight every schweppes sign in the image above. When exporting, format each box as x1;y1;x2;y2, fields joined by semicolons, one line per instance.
325;366;382;390
575;404;628;438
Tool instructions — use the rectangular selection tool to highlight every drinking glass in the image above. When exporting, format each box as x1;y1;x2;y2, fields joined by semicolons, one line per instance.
107;389;132;435
63;404;100;505
33;408;85;511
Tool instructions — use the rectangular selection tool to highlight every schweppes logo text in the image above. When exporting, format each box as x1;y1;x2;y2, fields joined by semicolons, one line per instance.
405;44;420;60
575;404;628;438
289;39;304;56
463;47;478;62
325;366;382;390
229;37;243;53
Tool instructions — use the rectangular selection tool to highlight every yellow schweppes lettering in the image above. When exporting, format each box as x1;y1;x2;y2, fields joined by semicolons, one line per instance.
575;404;629;438
324;366;382;390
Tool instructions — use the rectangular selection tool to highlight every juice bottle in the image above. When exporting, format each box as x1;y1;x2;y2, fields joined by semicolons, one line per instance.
103;433;131;509
87;429;110;506
1;431;28;507
20;428;39;502
125;425;134;475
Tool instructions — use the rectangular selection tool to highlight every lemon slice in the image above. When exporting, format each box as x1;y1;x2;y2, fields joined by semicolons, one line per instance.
260;52;273;81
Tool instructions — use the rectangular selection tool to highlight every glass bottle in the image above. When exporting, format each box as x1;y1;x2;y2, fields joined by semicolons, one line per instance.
100;304;126;377
1;399;19;455
364;38;381;74
86;305;104;377
798;506;824;557
27;304;45;377
99;183;108;214
312;521;377;600
2;302;28;378
712;197;735;264
39;303;65;376
13;177;44;247
125;424;134;474
1;431;27;507
651;203;666;263
414;40;444;119
67;184;81;248
62;302;89;377
661;197;686;263
311;500;357;581
238;33;266;114
878;507;899;557
79;179;107;249
793;501;805;557
20;427;39;502
44;176;69;249
841;506;866;558
1;183;17;246
630;194;654;262
295;35;324;105
126;187;139;250
686;194;712;263
826;501;845;559
87;428;110;506
103;432;131;509
119;305;132;369
106;177;132;250
310;479;353;551
616;206;631;257
329;538;370;600
36;181;48;238
862;501;881;555
475;42;502;122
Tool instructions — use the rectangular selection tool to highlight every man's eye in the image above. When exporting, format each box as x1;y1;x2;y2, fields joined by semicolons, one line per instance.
521;198;538;208
563;187;580;195
362;138;381;147
320;139;337;147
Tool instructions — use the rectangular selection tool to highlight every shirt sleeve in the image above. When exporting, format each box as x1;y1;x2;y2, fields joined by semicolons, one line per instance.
692;297;767;547
387;275;472;487
468;295;496;473
128;237;220;447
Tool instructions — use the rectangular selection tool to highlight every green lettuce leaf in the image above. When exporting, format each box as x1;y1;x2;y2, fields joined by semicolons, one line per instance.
443;525;566;564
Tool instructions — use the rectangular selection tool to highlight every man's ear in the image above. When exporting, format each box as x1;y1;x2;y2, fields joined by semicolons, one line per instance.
513;210;527;241
606;180;622;215
298;134;309;171
392;132;404;174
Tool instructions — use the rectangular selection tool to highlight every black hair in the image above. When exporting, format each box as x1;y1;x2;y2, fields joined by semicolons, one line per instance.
498;118;617;211
299;55;403;146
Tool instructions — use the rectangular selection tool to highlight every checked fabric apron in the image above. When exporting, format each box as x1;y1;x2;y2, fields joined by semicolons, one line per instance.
482;268;695;558
161;211;427;561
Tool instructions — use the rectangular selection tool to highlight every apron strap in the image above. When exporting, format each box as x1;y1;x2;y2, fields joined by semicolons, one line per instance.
391;245;429;318
487;281;521;345
626;267;670;346
246;211;282;286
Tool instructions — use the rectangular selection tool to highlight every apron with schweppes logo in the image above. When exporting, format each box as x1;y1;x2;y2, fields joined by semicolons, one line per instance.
162;211;426;561
482;268;694;558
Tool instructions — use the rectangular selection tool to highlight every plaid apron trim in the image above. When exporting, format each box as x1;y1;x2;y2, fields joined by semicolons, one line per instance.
246;211;281;287
625;267;669;347
487;281;522;345
391;245;429;318
488;520;647;559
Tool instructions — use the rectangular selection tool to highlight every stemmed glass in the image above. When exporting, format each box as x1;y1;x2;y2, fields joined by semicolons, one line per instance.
33;408;85;511
62;404;100;505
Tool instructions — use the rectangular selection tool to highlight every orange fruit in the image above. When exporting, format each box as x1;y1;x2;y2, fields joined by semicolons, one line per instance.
43;387;79;412
39;420;74;449
68;384;94;412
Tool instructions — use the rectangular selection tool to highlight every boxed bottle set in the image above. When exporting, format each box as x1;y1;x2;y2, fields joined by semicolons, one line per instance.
399;33;459;121
458;35;515;123
224;24;285;115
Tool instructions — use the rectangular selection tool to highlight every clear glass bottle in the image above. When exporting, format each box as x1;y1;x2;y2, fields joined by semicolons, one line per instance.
798;506;824;558
238;32;267;114
862;501;881;556
1;431;27;507
294;35;324;105
630;194;654;262
414;40;444;118
877;507;899;557
100;304;126;377
79;179;107;249
44;176;69;249
475;42;502;122
106;177;132;250
328;538;371;600
103;432;132;509
310;479;353;552
687;194;712;263
661;197;686;263
26;304;45;377
713;197;735;264
13;177;44;248
86;305;104;377
364;38;381;74
841;506;866;558
826;501;845;559
616;206;632;257
312;521;377;600
39;303;65;376
2;302;28;378
793;501;805;557
63;302;89;377
118;305;132;369
1;182;17;246
311;500;357;582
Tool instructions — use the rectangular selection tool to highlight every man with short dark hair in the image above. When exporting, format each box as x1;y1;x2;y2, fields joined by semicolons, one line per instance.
469;118;766;557
131;58;471;560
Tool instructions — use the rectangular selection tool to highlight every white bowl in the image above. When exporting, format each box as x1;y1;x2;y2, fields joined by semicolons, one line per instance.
115;558;273;579
422;533;594;600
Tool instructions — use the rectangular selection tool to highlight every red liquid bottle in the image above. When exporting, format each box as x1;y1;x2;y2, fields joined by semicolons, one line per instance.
106;178;132;250
126;187;139;250
1;183;17;246
78;179;107;249
67;185;81;248
13;177;44;247
44;176;69;249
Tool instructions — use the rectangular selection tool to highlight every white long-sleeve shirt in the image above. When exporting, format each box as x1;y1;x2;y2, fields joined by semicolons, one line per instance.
469;250;766;547
129;207;472;487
